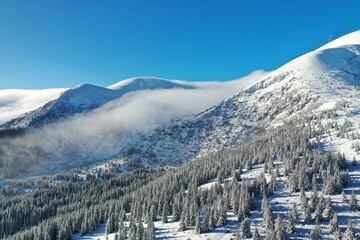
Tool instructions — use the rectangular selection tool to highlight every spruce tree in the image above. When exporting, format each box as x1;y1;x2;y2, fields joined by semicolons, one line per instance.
162;201;169;223
238;218;252;239
310;224;322;240
136;221;144;240
128;219;137;240
344;219;356;240
146;215;155;240
323;197;333;220
349;190;358;211
287;210;296;234
274;214;288;240
334;229;342;240
264;206;274;231
118;218;126;240
329;213;339;233
217;201;227;226
342;190;347;203
253;227;261;240
105;216;114;235
178;209;187;231
194;212;201;234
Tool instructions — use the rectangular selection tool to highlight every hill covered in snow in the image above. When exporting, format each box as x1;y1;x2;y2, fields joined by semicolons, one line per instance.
121;30;360;166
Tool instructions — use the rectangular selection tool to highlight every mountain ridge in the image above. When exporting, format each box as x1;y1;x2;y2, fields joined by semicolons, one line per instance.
120;31;360;166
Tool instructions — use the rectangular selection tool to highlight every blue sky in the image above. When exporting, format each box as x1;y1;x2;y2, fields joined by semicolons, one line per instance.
1;0;360;89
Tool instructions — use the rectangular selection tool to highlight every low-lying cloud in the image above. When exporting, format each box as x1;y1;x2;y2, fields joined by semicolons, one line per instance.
0;70;269;177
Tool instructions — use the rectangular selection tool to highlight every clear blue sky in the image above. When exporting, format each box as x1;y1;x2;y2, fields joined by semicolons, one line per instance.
1;0;360;89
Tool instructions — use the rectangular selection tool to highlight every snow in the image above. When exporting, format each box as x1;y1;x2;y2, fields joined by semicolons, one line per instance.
0;88;66;124
107;77;194;91
318;30;360;51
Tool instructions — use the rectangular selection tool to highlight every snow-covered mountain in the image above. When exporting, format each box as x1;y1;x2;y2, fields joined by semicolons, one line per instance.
121;30;360;166
4;30;360;240
2;30;360;177
0;77;195;130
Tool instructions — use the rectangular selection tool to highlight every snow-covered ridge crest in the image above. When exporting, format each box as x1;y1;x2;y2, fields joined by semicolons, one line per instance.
108;77;195;90
318;30;360;50
241;30;360;96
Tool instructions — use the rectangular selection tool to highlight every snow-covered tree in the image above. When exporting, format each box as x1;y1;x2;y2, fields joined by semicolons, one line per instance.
310;224;322;240
253;227;261;240
274;214;288;240
238;218;252;239
329;213;339;233
344;219;356;240
349;190;358;211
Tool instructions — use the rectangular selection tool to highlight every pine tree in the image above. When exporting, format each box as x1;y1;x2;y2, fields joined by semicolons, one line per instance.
287;210;296;234
344;219;356;240
329;214;339;234
208;207;216;230
217;201;227;226
162;201;169;223
303;203;312;223
136;221;144;240
194;212;201;234
323;197;333;220
310;224;322;240
200;206;210;233
81;217;89;236
146;215;155;240
334;228;342;240
290;202;299;224
342;190;347;203
105;216;114;235
172;198;181;222
178;209;187;231
253;227;261;240
274;214;288;240
128;219;137;240
267;173;276;196
238;218;252;239
118;218;126;240
309;191;318;211
231;176;240;213
149;204;157;222
312;174;317;192
300;189;307;210
58;222;72;240
263;203;274;231
349;190;358;211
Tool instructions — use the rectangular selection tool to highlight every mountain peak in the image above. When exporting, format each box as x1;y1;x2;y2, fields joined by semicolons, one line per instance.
108;77;195;91
318;30;360;51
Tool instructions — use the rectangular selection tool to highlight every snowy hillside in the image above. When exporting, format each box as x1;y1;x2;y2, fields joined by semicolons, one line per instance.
121;30;360;167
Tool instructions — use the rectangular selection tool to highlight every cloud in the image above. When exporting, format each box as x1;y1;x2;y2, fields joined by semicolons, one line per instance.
0;70;269;176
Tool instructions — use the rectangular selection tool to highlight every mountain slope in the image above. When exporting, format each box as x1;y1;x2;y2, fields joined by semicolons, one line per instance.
0;77;195;130
122;30;360;166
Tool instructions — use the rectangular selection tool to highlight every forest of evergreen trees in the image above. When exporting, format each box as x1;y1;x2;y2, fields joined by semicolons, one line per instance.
0;115;358;239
